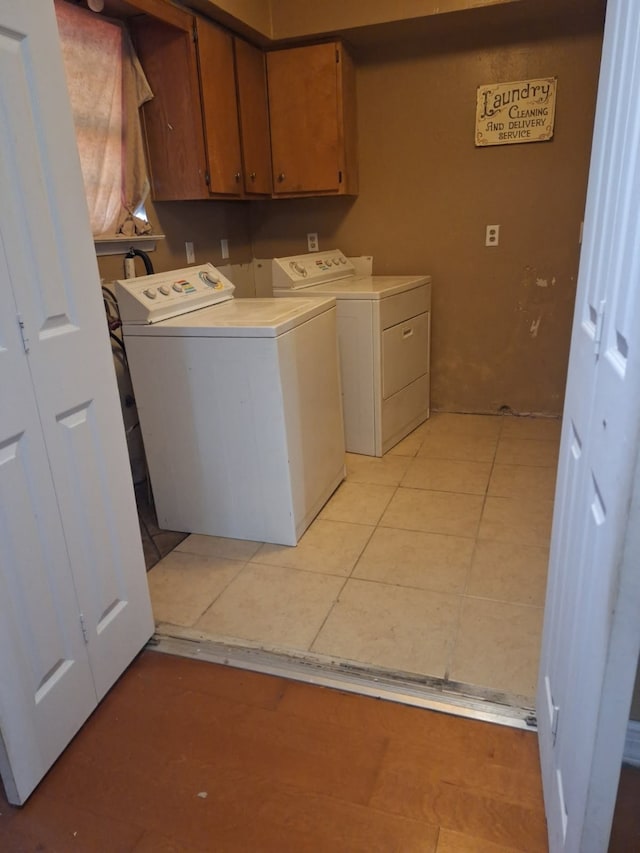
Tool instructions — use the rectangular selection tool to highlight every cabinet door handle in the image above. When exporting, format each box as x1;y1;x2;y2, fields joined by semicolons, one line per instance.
235;172;241;182
249;172;256;181
402;327;414;339
277;172;285;182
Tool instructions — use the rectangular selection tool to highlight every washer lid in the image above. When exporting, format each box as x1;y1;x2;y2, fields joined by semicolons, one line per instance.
122;296;336;338
275;274;431;300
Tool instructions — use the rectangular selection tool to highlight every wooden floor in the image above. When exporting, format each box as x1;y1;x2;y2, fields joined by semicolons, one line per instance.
609;763;640;852
0;650;635;852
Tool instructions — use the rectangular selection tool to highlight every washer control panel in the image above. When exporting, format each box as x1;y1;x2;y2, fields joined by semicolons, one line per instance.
272;249;356;290
115;264;235;324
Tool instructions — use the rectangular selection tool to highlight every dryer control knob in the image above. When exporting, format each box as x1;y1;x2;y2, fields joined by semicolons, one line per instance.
172;282;184;293
290;261;307;277
143;288;157;299
158;285;170;295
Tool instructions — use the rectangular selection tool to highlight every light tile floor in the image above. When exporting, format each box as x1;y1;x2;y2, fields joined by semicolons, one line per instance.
148;412;561;706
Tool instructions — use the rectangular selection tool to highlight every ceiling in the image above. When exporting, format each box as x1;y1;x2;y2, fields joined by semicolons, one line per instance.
97;0;606;51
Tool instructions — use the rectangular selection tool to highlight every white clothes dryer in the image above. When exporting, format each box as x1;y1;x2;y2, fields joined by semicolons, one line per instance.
273;251;432;456
116;264;345;546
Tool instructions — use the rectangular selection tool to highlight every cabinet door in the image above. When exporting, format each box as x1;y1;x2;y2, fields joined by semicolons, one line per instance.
268;42;343;194
196;18;244;196
235;37;272;195
132;10;209;201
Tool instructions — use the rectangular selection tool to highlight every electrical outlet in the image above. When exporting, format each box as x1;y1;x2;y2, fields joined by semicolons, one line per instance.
485;225;500;247
307;232;319;252
221;238;229;259
185;241;195;263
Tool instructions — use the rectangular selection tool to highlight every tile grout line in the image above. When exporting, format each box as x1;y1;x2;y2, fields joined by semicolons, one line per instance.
459;414;503;599
306;574;351;655
306;479;399;653
445;415;505;682
189;557;254;627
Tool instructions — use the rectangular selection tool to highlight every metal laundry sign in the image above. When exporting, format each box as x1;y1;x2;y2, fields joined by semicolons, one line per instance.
475;77;557;146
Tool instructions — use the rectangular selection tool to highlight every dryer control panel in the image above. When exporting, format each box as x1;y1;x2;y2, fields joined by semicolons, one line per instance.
272;249;356;290
114;263;235;324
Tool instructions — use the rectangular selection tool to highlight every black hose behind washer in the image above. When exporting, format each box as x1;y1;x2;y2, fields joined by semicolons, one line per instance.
125;248;154;276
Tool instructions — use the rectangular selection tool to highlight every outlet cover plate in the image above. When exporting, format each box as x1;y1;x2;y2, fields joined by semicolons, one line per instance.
485;225;500;247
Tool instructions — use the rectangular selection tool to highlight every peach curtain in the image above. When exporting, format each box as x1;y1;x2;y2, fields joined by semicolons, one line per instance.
55;1;153;237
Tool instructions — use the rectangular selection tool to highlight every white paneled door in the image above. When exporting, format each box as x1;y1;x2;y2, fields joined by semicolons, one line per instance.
537;1;640;850
0;0;153;805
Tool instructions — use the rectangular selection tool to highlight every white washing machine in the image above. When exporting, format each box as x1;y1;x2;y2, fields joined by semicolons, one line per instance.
273;250;432;456
116;264;345;546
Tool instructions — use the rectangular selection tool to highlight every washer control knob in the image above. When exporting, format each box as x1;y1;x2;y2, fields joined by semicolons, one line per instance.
200;271;218;286
339;257;347;264
332;258;340;266
143;288;157;299
158;285;170;295
172;282;184;293
290;261;307;277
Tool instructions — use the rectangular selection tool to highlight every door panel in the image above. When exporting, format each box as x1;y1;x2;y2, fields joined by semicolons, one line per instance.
537;3;640;850
2;0;153;703
0;232;96;804
51;394;153;700
0;0;154;804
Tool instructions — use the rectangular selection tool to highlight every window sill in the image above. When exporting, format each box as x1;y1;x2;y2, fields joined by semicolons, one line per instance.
94;234;165;257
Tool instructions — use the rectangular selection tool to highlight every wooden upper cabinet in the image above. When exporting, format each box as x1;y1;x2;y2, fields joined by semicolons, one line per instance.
131;11;245;199
195;18;243;197
131;10;210;200
267;42;358;197
131;2;356;201
234;38;273;195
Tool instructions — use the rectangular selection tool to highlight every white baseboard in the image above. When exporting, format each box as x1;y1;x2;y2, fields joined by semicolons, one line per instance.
624;720;640;766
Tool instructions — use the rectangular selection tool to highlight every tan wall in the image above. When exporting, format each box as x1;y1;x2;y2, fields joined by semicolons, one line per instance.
203;0;272;33
269;0;517;41
251;6;604;414
102;2;604;415
184;0;273;43
186;0;519;41
97;198;252;283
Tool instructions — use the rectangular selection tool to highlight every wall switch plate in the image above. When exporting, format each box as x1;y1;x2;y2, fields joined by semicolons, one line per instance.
220;238;229;259
307;232;319;252
485;225;500;247
185;241;195;263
